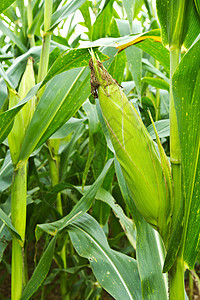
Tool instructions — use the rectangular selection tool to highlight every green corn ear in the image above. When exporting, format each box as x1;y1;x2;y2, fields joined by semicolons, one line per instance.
8;89;25;165
18;56;36;129
8;57;35;165
90;53;173;244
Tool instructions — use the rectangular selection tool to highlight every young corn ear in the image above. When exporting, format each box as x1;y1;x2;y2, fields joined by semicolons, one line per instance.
90;53;173;244
8;57;35;165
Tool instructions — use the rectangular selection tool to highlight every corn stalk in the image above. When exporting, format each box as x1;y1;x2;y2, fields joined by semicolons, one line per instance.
8;58;35;300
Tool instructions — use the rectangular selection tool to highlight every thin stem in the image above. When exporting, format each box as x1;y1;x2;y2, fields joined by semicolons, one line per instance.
27;0;35;47
37;0;53;100
11;161;27;300
155;60;160;121
48;140;69;300
168;257;185;300
169;46;182;232
168;46;185;300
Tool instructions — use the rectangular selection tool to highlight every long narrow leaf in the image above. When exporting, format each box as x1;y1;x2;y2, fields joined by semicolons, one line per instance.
0;0;16;13
0;19;27;53
68;213;142;300
0;208;21;240
21;236;57;300
19;67;90;161
36;159;113;239
115;158;168;299
173;38;200;269
49;0;87;31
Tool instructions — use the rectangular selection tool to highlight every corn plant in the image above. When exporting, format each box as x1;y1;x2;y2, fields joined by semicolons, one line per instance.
0;0;200;299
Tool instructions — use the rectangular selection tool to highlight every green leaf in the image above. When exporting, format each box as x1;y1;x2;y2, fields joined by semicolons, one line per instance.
108;49;126;85
0;208;21;240
0;150;13;192
19;67;90;161
0;63;14;89
115;158;168;299
36;159;113;239
142;77;169;91
68;213;142;300
156;0;200;48
95;188;136;249
122;0;144;26
80;0;92;38
147;119;170;139
41;48;108;87
194;0;200;14
50;117;85;139
142;59;169;83
122;0;134;26
173;38;200;269
21;235;57;300
0;0;16;13
126;45;142;97
82;100;99;189
49;0;87;31
0;19;27;53
92;0;114;41
87;30;170;72
184;0;200;49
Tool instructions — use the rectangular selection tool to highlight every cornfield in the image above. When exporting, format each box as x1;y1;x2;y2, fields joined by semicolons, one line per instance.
0;0;200;299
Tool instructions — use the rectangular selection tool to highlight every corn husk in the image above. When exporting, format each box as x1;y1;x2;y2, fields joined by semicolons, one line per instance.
90;53;173;244
8;57;35;165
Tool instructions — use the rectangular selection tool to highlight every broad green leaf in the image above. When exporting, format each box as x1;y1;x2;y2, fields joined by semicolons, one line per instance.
76;185;136;246
126;46;142;97
147;119;170;139
115;158;168;299
0;208;21;240
122;0;143;27
142;59;169;83
0;63;14;89
28;6;44;36
156;0;200;48
0;19;27;53
122;0;133;25
68;213;142;300
122;0;134;26
92;0;114;41
49;0;87;31
87;30;170;72
173;38;200;269
194;0;200;14
41;48;108;87
0;0;16;14
19;67;90;161
0;151;13;192
80;0;92;38
95;188;136;249
82;100;99;189
36;159;113;239
0;219;11;262
108;50;126;85
142;77;169;91
50;118;85;139
21;235;57;300
184;0;200;49
0;54;13;60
